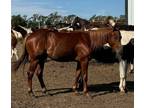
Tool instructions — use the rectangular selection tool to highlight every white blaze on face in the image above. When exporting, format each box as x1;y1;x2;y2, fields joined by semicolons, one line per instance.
120;30;134;45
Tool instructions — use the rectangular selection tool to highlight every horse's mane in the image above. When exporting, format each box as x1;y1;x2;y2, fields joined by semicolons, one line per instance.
89;28;113;49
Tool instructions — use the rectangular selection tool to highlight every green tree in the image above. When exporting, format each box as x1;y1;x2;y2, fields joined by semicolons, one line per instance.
11;15;27;27
47;12;62;26
89;14;97;22
66;14;77;23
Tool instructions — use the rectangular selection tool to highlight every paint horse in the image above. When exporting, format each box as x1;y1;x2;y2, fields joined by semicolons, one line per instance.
11;26;33;61
11;29;23;60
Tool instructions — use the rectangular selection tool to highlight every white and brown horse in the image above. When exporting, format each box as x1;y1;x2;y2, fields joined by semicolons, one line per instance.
11;26;33;61
11;29;23;60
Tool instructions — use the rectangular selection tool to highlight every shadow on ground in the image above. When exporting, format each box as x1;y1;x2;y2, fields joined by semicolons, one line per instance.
34;81;134;98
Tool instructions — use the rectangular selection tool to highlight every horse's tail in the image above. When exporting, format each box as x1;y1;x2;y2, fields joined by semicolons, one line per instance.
12;37;28;72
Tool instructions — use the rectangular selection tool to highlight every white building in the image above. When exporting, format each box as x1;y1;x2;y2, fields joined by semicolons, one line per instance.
126;0;134;25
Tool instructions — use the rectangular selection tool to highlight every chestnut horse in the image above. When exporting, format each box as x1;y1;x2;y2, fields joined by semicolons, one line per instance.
13;26;122;97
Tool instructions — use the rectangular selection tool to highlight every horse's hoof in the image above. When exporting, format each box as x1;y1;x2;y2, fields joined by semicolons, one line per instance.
120;88;128;94
45;91;53;96
42;88;47;94
120;91;127;96
83;92;93;99
28;91;35;97
73;91;80;96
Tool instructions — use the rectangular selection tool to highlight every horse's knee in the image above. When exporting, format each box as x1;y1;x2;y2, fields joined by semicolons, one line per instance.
29;60;38;72
27;71;34;79
35;65;41;76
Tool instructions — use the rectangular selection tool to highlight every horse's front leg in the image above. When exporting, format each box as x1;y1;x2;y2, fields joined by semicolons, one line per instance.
72;62;81;94
119;59;128;93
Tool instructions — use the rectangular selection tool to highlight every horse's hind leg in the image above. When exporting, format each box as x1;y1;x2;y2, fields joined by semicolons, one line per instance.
36;61;47;93
79;57;89;96
27;59;38;95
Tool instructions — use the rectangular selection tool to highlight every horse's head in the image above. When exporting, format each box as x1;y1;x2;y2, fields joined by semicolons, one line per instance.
106;25;121;46
107;26;122;60
72;17;80;27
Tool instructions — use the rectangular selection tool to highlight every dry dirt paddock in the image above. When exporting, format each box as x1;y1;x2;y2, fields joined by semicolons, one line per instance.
11;43;134;108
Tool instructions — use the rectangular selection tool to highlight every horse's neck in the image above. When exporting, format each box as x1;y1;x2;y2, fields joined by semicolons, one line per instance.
90;31;108;50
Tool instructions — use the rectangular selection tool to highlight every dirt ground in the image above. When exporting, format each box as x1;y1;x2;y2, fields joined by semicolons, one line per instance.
11;43;134;108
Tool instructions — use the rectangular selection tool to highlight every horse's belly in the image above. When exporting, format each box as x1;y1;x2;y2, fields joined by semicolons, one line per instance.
47;47;76;61
48;52;76;61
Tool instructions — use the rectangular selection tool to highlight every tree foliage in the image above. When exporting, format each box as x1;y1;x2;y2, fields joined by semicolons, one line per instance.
11;12;127;28
11;15;27;27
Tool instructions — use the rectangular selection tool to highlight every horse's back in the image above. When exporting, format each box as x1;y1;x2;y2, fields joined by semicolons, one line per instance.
26;29;91;61
46;31;90;60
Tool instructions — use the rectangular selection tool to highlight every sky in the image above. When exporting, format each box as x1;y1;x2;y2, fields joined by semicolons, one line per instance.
12;0;125;19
